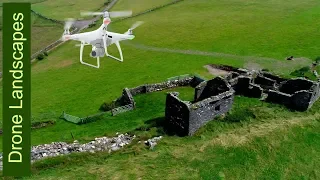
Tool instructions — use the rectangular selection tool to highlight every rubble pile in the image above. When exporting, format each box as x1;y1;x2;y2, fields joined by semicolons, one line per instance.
0;133;135;170
145;136;163;149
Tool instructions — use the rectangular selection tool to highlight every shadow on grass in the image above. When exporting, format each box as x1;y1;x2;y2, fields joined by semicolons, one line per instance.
133;116;184;137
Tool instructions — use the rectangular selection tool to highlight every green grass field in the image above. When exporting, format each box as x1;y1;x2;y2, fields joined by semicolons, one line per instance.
31;0;110;20
0;10;62;70
1;0;320;179
112;0;175;14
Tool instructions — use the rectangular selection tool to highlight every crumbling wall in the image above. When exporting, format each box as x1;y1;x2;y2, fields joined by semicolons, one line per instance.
188;91;234;135
290;90;313;111
129;85;147;96
165;77;235;136
224;70;319;111
190;76;206;88
194;77;231;102
165;92;190;136
310;83;320;105
261;72;287;84
116;88;136;107
146;77;193;93
266;90;292;106
254;75;276;90
279;78;314;94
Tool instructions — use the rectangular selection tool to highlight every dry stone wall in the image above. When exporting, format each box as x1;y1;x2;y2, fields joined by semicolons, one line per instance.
224;67;320;111
165;77;235;136
101;75;205;116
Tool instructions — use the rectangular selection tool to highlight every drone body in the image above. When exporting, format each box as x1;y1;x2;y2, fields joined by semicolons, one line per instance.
61;11;143;68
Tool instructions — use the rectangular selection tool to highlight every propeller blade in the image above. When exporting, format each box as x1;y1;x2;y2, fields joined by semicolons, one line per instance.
81;11;104;16
109;11;132;18
64;18;75;30
130;21;144;30
81;10;132;18
75;43;90;47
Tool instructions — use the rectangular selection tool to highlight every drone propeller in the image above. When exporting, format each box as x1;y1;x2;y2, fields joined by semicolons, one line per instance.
81;10;132;18
60;18;75;41
126;21;144;35
130;21;144;30
64;18;75;31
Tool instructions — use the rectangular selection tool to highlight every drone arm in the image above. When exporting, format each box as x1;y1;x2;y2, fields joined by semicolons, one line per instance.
106;41;123;62
79;42;100;68
103;34;109;56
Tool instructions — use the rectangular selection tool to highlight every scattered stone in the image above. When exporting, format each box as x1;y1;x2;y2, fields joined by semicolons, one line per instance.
286;56;294;61
145;136;163;150
0;134;135;170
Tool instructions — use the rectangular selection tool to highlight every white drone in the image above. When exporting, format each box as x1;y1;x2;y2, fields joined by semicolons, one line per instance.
61;10;143;68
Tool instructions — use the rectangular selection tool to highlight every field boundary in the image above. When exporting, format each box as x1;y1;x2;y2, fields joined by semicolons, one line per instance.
60;111;111;124
30;0;185;62
31;9;64;25
29;0;118;62
112;0;185;23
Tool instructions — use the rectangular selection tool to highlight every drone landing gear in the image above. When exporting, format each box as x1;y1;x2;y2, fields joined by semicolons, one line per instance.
79;42;100;68
105;41;123;62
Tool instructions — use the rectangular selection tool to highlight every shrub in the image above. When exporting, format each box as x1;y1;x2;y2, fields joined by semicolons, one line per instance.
43;51;48;56
290;66;310;77
261;68;270;72
88;23;97;28
36;53;45;60
315;57;320;64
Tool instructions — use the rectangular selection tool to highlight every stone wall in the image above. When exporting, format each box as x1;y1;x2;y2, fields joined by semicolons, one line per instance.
225;69;320;111
165;93;190;136
279;78;314;94
101;75;204;115
165;77;235;136
115;88;136;107
194;77;231;102
188;90;234;135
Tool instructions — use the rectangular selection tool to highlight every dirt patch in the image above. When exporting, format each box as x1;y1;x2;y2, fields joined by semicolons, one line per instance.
204;65;229;76
54;60;74;68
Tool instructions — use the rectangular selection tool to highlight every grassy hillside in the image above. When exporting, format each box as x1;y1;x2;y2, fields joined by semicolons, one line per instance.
0;0;319;178
31;0;110;20
27;108;320;179
0;10;62;70
112;0;176;14
0;0;46;5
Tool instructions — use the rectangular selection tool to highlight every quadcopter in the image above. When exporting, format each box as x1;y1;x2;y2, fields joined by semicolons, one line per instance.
61;10;143;68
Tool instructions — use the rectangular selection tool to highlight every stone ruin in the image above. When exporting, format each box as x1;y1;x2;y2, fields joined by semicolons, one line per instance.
165;65;320;136
224;68;320;111
99;65;320;136
165;77;235;136
99;75;206;115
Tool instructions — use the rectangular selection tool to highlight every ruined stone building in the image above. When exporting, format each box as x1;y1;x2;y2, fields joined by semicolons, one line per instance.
225;70;320;111
165;77;235;136
100;66;320;136
165;65;320;136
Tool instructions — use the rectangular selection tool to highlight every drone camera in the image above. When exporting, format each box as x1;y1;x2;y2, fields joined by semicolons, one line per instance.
91;51;97;57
